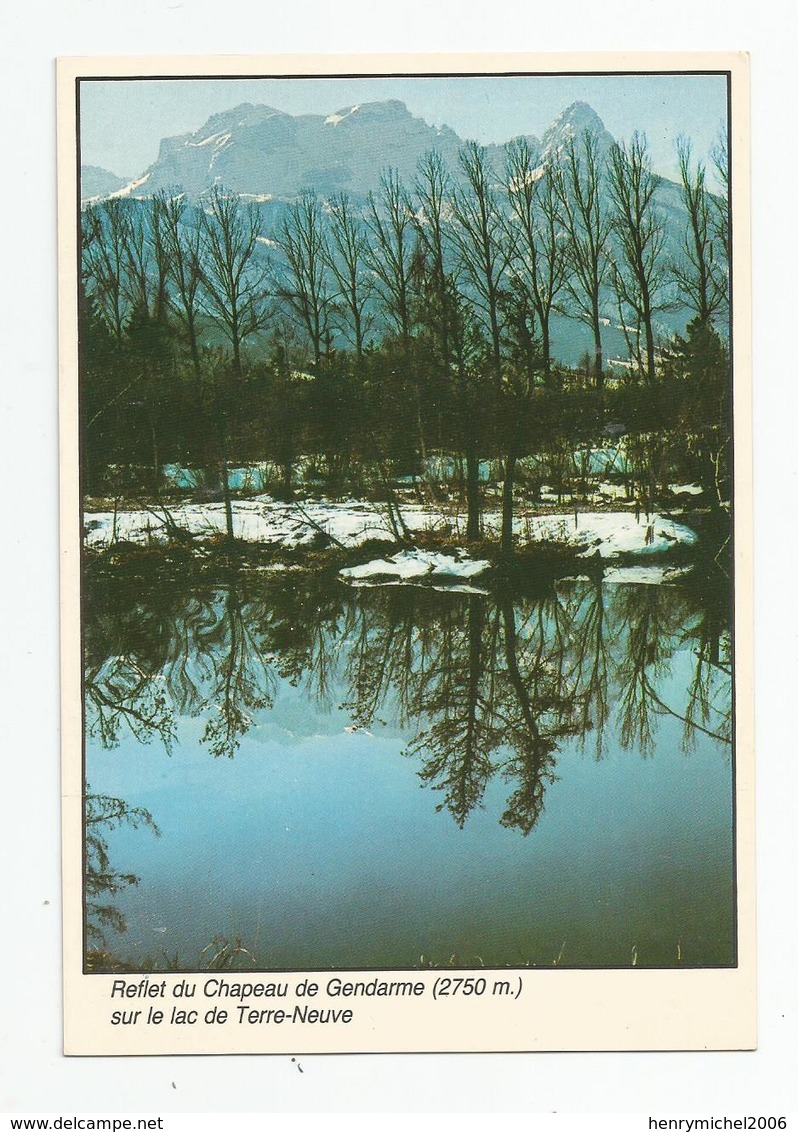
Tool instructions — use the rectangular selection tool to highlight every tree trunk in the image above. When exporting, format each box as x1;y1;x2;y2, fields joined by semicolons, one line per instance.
501;448;517;557
219;426;235;543
465;443;481;542
282;460;293;500
188;319;202;413
150;419;159;491
644;311;656;383
501;596;541;740
541;317;551;378
593;315;604;389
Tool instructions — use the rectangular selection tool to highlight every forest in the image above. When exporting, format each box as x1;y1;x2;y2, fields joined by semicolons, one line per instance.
79;125;732;563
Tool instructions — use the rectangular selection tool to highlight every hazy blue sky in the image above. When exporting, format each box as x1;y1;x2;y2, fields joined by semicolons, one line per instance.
79;72;728;185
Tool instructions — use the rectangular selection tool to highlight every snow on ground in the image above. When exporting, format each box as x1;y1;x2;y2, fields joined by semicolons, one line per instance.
83;497;399;549
83;496;697;561
340;549;491;585
668;483;703;496
596;481;629;501
521;510;697;557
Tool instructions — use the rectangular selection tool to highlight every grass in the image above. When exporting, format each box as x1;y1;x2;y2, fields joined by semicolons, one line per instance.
86;934;261;975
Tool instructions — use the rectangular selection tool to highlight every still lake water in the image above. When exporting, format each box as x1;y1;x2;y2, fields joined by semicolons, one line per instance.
84;566;734;970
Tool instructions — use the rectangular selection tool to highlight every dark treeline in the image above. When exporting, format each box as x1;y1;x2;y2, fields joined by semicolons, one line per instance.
80;126;731;550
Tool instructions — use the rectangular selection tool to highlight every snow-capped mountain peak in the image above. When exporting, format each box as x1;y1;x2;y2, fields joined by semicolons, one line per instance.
540;101;615;164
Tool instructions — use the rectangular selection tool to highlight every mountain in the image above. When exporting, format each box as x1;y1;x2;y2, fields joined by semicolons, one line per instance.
80;165;130;200
540;101;616;164
80;99;707;364
84;99;540;204
120;101;465;199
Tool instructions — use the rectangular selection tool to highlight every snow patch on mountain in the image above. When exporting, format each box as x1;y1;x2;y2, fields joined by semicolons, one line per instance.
187;131;232;150
326;105;360;126
108;172;151;198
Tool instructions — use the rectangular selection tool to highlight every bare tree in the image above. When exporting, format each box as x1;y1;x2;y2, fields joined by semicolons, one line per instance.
324;192;373;361
607;133;669;383
198;186;269;382
710;124;730;264
412;151;490;522
120;200;154;317
710;124;730;313
81;198;132;342
197;187;270;540
551;131;612;386
504;138;567;377
364;167;425;520
451;142;517;548
672;137;725;324
365;168;417;354
277;191;335;366
450;142;510;382
161;193;205;405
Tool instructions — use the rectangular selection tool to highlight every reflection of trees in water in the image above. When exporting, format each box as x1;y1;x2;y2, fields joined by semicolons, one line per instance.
85;567;732;815
85;577;185;752
85;790;159;960
557;580;613;757
196;582;275;758
391;594;579;833
679;573;732;749
498;595;570;834
85;654;176;752
607;578;731;754
86;571;281;758
613;584;672;754
83;565;733;967
85;789;260;972
407;598;506;828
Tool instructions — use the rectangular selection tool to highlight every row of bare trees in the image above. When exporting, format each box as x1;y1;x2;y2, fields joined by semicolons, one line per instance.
80;126;731;546
268;131;728;387
83;126;729;382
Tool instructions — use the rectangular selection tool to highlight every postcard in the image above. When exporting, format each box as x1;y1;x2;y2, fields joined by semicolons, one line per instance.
58;52;754;1055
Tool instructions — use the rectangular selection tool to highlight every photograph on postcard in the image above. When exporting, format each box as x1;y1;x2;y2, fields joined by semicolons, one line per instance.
59;55;753;1054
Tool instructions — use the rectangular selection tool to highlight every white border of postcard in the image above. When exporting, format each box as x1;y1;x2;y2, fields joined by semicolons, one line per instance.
58;51;754;1056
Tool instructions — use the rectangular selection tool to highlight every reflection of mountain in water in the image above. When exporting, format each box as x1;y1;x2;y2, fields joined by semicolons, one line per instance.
83;567;732;964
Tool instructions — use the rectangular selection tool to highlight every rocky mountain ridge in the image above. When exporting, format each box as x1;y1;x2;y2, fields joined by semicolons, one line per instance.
83;96;546;203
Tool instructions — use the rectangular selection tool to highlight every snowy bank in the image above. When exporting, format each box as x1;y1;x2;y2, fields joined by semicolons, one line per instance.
83;497;401;550
83;496;697;561
340;549;491;587
521;511;697;558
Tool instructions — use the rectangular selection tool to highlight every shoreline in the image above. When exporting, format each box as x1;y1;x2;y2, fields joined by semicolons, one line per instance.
80;491;718;592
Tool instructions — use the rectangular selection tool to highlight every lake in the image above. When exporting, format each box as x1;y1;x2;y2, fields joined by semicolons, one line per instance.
84;564;734;971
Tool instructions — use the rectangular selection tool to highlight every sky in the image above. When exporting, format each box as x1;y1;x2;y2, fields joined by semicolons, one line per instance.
79;72;728;187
